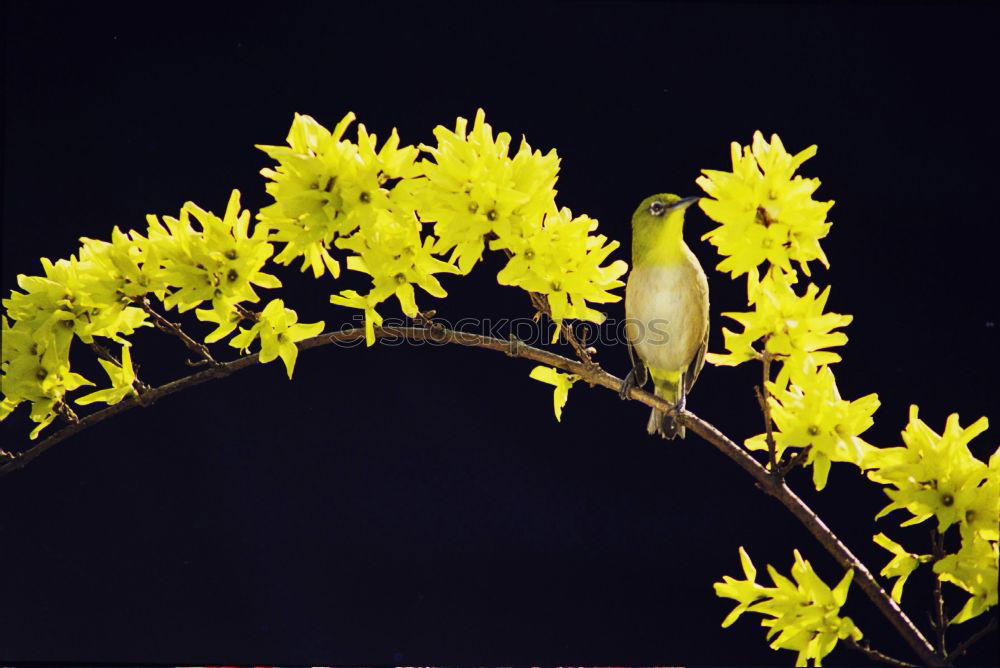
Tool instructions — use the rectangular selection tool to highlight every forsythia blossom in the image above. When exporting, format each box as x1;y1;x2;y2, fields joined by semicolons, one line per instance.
257;112;421;278
1;315;92;438
147;190;281;320
706;268;852;386
863;407;998;624
714;547;861;666
872;533;931;603
934;527;999;624
4;109;629;440
229;299;324;379
865;407;991;532
416;109;559;274
746;365;880;490
528;365;578;422
697;131;832;280
3;192;283;437
76;344;137;407
418;110;626;336
494;206;628;332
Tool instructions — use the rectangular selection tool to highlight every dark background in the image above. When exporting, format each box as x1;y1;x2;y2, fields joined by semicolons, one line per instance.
2;2;998;665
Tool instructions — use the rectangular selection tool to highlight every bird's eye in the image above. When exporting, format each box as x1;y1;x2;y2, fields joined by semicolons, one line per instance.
649;200;666;216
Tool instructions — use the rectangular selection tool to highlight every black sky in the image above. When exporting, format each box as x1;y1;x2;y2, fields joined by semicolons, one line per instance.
2;2;998;665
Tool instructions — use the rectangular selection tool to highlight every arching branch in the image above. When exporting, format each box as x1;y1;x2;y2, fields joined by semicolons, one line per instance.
0;323;942;666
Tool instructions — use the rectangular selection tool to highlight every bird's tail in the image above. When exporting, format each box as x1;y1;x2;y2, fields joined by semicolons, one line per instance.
647;377;684;439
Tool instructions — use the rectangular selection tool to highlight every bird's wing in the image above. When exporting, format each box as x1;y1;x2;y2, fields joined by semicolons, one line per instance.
627;340;648;387
684;329;708;395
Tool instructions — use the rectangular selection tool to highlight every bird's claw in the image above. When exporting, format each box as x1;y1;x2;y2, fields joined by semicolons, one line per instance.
619;367;637;400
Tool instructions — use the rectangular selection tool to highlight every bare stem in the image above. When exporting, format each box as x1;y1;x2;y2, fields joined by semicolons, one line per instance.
757;345;778;475
502;246;595;367
0;324;943;666
137;297;218;366
945;616;998;664
931;529;948;655
845;637;919;667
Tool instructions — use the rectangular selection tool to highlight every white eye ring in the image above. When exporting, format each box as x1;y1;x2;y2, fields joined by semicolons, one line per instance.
649;200;666;216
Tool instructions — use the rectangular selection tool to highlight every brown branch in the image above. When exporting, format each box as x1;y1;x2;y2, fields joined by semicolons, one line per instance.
136;297;218;366
757;347;778;474
945;616;998;664
501;246;595;367
845;637;918;667
779;445;811;476
0;324;942;666
931;529;948;656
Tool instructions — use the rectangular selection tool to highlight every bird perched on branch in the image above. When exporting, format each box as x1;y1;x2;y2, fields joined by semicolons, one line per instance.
621;194;709;439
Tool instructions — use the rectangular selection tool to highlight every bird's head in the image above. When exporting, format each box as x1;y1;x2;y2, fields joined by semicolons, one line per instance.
630;193;701;264
631;193;700;229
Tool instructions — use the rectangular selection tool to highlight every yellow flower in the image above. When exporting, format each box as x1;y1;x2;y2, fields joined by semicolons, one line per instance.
715;547;861;666
0;320;92;438
416;109;559;274
528;365;578;421
706;268;852;386
257;112;420;278
328;290;384;347
864;406;991;532
698;131;833;279
229;299;324;379
746;365;879;490
934;529;998;624
494;206;628;333
334;204;457;320
872;533;931;603
76;344;136;406
714;546;769;627
146;190;280;317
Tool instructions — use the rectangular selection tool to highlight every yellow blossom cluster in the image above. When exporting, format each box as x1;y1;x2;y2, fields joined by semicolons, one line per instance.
698;132;832;280
1;190;310;438
414;110;627;330
706;131;997;649
4;110;628;440
715;547;862;666
258;109;627;347
746;367;880;490
699;132;863;490
864;407;997;622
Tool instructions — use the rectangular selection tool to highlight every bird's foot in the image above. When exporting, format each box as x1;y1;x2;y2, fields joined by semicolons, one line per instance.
620;363;648;400
619;367;638;400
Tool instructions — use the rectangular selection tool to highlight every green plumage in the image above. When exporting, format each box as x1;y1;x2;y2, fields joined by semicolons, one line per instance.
623;194;710;439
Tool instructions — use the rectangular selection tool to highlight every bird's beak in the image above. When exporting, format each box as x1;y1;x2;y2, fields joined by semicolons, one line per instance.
669;196;701;212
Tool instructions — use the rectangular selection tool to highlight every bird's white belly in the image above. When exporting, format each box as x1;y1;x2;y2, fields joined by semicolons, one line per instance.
625;262;707;372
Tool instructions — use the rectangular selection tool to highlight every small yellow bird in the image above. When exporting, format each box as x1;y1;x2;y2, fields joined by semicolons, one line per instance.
620;194;709;439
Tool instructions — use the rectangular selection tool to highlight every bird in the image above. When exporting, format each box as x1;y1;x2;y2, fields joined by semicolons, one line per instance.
620;194;709;439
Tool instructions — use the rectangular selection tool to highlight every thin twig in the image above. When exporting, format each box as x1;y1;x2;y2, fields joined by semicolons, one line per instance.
54;400;79;424
136;297;218;366
501;247;595;367
234;303;259;323
845;637;918;667
931;529;948;655
779;446;811;477
757;344;778;475
945;616;998;664
88;341;120;365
